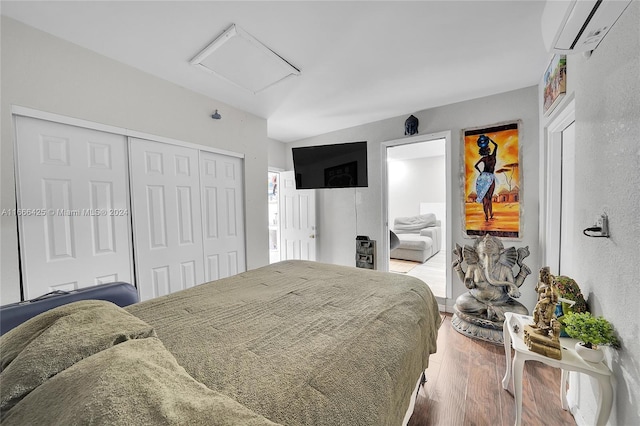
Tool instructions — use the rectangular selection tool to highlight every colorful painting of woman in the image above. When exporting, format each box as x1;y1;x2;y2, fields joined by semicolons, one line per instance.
463;121;521;238
474;135;498;221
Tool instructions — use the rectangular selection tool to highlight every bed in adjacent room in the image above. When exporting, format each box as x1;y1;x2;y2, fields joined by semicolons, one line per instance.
0;260;441;425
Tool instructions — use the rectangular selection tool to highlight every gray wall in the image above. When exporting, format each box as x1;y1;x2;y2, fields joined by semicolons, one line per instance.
1;17;270;304
563;3;639;424
287;85;541;313
267;138;287;170
388;155;446;226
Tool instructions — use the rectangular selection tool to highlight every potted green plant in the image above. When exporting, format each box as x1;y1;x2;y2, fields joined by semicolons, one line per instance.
562;312;618;362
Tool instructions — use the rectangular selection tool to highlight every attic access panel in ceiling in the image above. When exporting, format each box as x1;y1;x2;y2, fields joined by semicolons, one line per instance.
190;24;300;94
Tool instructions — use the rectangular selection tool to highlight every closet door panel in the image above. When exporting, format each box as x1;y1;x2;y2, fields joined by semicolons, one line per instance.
15;117;132;299
200;151;246;282
129;138;204;301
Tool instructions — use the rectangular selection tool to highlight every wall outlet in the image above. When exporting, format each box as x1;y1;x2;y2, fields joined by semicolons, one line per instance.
584;213;610;238
596;213;609;236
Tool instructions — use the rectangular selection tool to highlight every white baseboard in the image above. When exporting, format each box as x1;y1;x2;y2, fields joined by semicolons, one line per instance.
566;374;608;426
569;403;588;426
438;303;454;313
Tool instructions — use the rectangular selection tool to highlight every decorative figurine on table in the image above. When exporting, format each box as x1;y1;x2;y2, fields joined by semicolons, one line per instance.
451;234;532;344
532;267;559;333
524;267;562;360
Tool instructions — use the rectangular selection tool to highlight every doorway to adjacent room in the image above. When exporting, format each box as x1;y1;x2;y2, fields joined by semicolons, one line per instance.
382;131;452;299
268;170;317;264
268;171;281;264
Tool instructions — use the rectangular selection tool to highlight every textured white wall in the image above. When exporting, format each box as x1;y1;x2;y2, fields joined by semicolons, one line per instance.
562;3;640;425
287;85;540;312
1;18;270;304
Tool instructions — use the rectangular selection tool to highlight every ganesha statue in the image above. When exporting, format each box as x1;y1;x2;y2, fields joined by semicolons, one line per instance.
451;234;532;344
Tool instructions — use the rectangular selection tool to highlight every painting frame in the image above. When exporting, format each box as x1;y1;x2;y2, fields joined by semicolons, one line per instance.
461;120;523;239
543;54;567;116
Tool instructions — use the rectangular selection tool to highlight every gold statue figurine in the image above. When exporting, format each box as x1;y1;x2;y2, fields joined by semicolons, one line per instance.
524;267;562;359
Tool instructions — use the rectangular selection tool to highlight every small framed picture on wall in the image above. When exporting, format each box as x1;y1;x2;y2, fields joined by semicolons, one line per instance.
543;54;567;115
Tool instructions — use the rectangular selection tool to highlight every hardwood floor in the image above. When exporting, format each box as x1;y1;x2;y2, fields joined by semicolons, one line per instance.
408;314;576;426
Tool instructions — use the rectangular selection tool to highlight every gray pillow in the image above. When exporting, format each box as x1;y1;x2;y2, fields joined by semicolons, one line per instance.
2;338;280;426
0;300;155;417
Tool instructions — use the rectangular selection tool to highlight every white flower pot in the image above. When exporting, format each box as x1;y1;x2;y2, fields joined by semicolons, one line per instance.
575;342;604;363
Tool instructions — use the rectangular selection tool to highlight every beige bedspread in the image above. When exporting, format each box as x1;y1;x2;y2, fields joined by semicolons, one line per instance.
127;260;440;425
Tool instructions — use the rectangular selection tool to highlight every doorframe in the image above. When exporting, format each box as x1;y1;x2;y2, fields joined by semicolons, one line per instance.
381;130;452;299
540;95;575;274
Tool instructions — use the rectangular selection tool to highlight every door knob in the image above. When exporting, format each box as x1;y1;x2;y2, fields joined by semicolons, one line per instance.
309;234;315;239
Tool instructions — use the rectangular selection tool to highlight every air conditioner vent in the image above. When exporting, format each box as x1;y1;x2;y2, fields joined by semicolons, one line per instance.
542;0;632;54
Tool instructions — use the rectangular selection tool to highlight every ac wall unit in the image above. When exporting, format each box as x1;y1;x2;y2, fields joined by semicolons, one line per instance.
541;0;632;54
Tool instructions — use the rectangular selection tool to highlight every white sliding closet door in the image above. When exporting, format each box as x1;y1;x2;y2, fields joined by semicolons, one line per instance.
14;116;132;299
129;138;204;301
200;151;246;280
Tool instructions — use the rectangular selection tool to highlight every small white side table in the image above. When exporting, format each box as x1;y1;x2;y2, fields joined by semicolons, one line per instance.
502;312;613;426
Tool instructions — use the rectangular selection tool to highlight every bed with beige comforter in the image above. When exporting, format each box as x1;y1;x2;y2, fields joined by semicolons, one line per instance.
1;260;440;425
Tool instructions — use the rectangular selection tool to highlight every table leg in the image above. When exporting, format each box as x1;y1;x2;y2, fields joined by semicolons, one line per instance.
560;369;569;410
512;355;525;426
502;317;512;390
595;373;614;426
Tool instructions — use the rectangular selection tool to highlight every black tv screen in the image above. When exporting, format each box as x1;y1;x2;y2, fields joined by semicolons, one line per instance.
292;141;368;189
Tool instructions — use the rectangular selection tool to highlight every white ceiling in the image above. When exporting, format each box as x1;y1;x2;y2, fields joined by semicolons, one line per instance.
1;1;551;143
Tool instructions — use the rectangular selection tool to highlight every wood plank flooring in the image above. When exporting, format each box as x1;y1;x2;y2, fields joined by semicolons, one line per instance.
408;314;576;426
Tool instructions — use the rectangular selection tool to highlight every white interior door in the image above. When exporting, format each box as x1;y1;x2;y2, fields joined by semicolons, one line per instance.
559;121;576;276
14;116;132;299
545;131;563;274
200;151;246;281
279;171;316;260
129;138;204;301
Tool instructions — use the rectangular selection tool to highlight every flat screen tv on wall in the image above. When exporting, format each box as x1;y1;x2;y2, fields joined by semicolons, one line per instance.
292;141;368;189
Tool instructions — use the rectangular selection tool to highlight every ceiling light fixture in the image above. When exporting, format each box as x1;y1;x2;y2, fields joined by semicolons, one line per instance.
211;109;222;119
190;24;300;94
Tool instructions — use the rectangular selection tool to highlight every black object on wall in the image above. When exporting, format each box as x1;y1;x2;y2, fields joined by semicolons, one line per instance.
405;115;419;135
292;141;368;189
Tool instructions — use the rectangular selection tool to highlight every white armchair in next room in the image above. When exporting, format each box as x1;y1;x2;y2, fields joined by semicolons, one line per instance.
390;214;442;263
